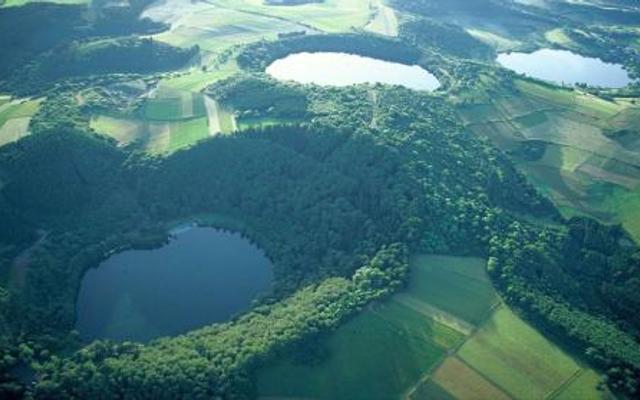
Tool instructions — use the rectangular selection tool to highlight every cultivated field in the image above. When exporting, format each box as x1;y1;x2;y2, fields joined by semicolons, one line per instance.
143;0;315;55
144;89;207;121
0;98;41;147
458;78;640;241
457;306;582;400
90;114;210;154
428;356;511;400
257;254;606;400
365;0;398;37
257;300;463;399
406;255;498;326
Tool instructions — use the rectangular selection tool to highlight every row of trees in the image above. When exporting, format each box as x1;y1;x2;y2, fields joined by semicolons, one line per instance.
236;33;421;71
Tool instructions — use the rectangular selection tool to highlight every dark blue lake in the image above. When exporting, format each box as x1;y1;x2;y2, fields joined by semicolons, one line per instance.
75;227;273;342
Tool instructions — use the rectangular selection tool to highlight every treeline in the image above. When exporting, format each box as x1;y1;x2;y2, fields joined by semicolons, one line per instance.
236;33;422;71
489;218;640;396
560;26;640;80
388;0;554;38
399;18;494;61
206;75;309;119
0;1;172;95
35;244;407;399
7;38;197;95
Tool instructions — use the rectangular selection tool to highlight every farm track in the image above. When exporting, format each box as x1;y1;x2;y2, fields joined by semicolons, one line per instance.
204;95;222;136
454;355;517;400
545;368;585;400
393;293;474;336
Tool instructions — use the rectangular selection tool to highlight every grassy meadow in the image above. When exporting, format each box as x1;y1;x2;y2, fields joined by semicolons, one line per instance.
0;98;41;147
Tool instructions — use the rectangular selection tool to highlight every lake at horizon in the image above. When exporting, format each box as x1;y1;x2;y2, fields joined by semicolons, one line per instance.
497;48;633;88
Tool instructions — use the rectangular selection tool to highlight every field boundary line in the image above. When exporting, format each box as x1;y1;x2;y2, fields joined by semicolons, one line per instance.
544;368;584;400
402;301;505;400
402;351;449;400
455;354;517;400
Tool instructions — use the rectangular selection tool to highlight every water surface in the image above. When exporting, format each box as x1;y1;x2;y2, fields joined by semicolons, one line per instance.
76;227;273;342
266;52;440;91
497;48;632;88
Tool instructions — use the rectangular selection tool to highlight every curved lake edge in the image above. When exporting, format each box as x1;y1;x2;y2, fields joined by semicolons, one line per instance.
74;215;276;343
497;48;634;88
266;51;441;91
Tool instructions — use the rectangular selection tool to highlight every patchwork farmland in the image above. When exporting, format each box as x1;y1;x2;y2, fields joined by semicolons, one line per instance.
256;255;606;400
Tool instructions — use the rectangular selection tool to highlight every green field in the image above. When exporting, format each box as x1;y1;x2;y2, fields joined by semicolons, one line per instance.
160;59;241;92
458;306;583;400
428;356;511;400
92;86;214;153
466;28;521;51
459;79;640;242
257;253;606;399
90;115;146;144
407;255;498;326
144;89;207;121
257;299;464;399
256;256;470;400
554;369;607;400
91;114;209;154
0;98;41;147
166;117;209;153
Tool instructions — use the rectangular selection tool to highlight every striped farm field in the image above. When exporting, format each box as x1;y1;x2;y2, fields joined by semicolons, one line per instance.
458;306;582;400
429;356;511;400
144;89;206;121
